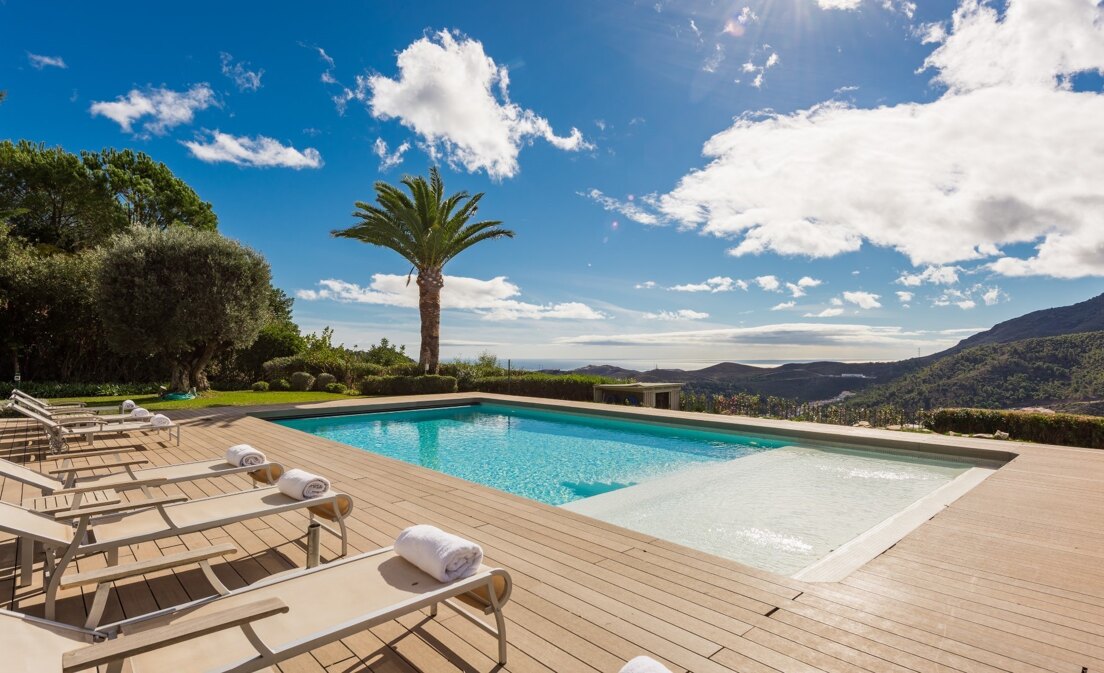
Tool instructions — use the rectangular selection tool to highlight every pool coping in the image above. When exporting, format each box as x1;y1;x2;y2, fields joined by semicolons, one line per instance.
250;392;1023;465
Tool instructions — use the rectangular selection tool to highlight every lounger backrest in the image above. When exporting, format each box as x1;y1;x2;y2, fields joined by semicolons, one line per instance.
0;608;95;665
0;459;61;491
0;501;73;545
10;403;61;429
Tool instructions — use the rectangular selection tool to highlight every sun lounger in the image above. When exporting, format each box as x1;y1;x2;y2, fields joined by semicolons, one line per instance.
0;453;284;506
11;395;141;423
9;389;118;414
0;485;353;619
10;403;180;453
0;536;511;672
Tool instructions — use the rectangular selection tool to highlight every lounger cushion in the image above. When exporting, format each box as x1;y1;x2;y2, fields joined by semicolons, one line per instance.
116;550;499;673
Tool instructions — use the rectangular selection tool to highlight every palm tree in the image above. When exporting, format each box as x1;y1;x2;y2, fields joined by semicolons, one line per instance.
333;168;514;374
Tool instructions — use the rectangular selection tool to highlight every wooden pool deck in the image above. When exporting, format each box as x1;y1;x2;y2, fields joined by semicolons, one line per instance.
2;393;1102;673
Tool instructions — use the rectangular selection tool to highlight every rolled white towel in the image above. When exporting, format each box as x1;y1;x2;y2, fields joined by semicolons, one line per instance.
225;443;266;467
277;468;330;500
130;407;151;419
150;413;171;427
394;524;484;583
620;657;672;673
120;399;137;412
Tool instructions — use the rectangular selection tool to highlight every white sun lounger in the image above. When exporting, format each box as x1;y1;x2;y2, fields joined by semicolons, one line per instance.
10;404;180;452
0;539;511;672
0;485;353;619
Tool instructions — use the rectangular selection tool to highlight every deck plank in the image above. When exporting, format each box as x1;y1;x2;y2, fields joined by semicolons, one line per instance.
2;393;1103;673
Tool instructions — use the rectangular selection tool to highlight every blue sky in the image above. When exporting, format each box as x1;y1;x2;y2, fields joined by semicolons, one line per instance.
4;0;1103;368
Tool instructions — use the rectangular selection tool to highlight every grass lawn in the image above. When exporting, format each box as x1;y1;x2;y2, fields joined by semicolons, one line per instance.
51;390;359;411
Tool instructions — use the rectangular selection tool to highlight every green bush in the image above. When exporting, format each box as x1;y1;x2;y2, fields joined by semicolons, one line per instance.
324;382;349;394
251;381;269;392
926;408;1104;449
271;378;291;391
469;373;618;401
289;371;315;392
314;373;337;391
358;375;457;396
263;354;383;386
385;362;423;377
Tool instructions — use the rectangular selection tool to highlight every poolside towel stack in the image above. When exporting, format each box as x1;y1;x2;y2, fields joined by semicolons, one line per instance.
150;413;171;427
120;399;137;412
394;524;484;583
130;407;151;420
225;444;266;467
620;657;672;673
277;468;330;500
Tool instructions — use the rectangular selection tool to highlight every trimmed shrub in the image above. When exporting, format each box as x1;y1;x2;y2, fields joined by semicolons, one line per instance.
271;378;291;391
262;354;384;386
385;362;423;377
324;382;349;394
289;371;315;392
314;373;337;391
469;373;620;401
358;375;458;396
251;381;269;392
926;408;1104;449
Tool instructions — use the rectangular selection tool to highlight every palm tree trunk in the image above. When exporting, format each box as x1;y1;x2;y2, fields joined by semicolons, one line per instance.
416;268;444;374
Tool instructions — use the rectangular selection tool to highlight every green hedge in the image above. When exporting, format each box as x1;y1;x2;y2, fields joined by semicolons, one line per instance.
1;381;161;399
262;354;384;386
358;375;458;396
927;408;1104;449
468;373;617;401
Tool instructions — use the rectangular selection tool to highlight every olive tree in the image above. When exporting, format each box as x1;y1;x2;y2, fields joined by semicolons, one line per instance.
96;227;271;391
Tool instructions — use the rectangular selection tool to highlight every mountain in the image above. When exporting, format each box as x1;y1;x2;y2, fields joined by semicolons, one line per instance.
556;292;1104;407
946;293;1104;353
846;331;1104;411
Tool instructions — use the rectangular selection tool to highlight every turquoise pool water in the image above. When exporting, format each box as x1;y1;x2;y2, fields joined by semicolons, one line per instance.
275;404;789;505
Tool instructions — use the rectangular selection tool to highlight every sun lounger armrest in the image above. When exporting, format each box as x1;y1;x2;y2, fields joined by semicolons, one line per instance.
49;476;168;496
60;543;239;590
47;458;150;475
54;494;188;520
61;597;288;673
42;448;143;461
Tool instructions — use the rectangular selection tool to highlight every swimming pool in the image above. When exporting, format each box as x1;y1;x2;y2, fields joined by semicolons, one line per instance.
275;403;991;575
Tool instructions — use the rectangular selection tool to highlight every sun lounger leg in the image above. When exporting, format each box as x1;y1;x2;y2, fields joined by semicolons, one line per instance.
19;539;33;587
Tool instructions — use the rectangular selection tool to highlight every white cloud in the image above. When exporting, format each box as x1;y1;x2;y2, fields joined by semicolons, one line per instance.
28;53;66;69
785;277;821;298
373;138;410;171
643;309;710;321
90;84;216;135
298;276;606;321
723;7;758;36
897;265;961;286
771;301;796;311
804;308;845;318
220;52;264;92
982;286;1002;305
633;0;1104;280
183;131;323;169
560;322;934;348
582;189;660;226
896;291;914;302
842;291;882;309
669;276;744;293
830;297;843;306
635;281;658;289
754;275;780;291
702;44;725;73
360;30;591;180
817;0;862;8
740;48;780;88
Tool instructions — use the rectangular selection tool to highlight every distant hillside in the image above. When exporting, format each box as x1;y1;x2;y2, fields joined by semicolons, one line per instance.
559;292;1104;405
948;293;1104;353
846;331;1104;410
